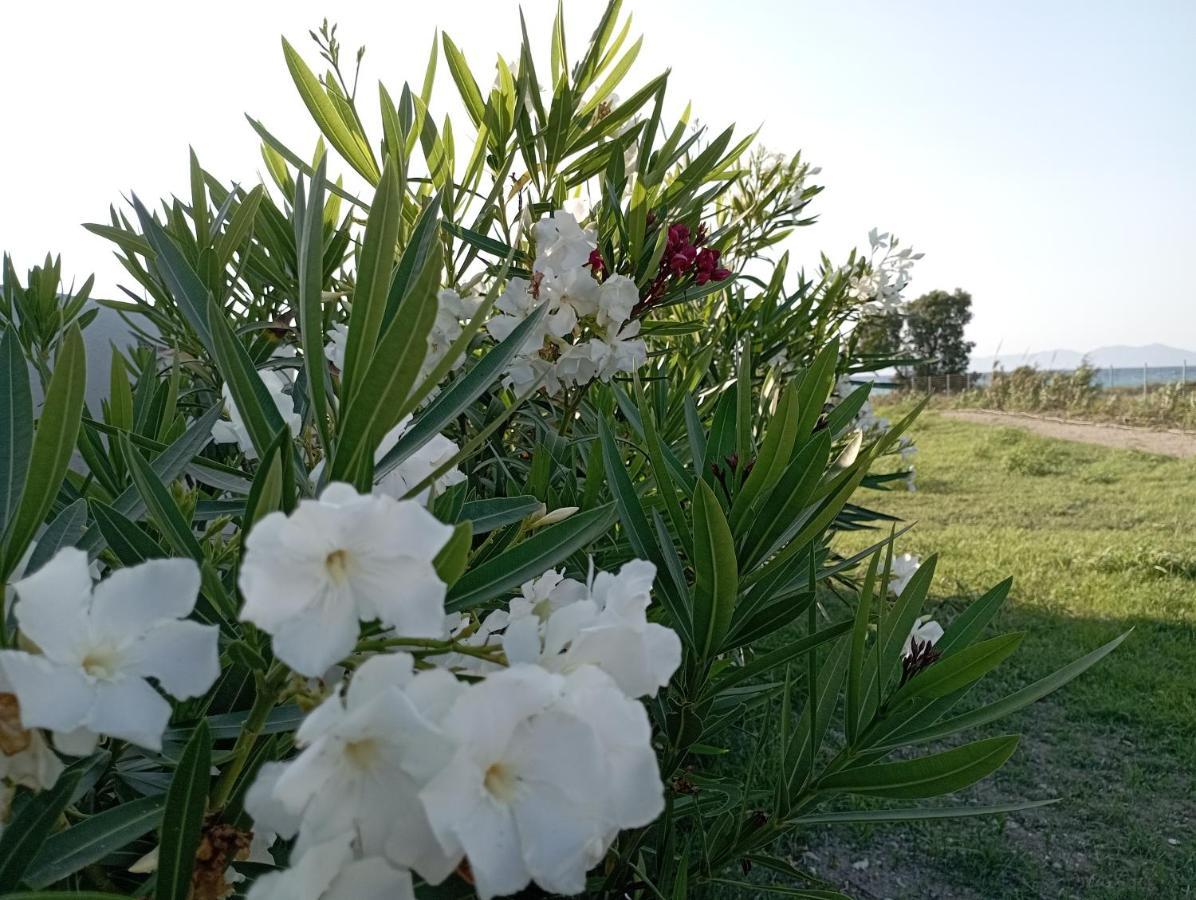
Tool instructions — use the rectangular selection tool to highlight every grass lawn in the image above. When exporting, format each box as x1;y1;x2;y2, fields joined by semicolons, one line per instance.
788;408;1196;899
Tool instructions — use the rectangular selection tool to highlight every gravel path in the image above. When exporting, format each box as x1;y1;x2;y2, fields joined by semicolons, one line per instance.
941;409;1196;458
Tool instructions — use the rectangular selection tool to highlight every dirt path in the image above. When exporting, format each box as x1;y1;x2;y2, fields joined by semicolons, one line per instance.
941;409;1196;458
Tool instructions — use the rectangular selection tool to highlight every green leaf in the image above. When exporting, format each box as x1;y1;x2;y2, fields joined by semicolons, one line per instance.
244;426;294;526
891;633;1024;705
597;418;660;570
131;196;214;356
208;296;290;461
458;495;542;534
0;330;32;535
692;479;738;658
0;760;84;889
157;720;211;900
124;437;203;561
794;338;840;437
24;795;165;889
89;500;165;564
434;521;473;586
714;621;851;696
820;734;1020;799
791;798;1058;826
340;159;402;405
282;37;380;183
23;499;87;575
333;217;443;489
0;325;86;580
295;160;333;452
885;630;1131;748
441;33;486;127
446;504;616;611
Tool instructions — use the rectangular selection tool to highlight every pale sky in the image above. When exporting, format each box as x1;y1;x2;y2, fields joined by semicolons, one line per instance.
3;1;1193;357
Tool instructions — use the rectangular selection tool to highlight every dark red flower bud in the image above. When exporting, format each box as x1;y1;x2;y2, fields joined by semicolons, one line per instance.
696;247;720;273
695;271;710;285
669;253;691;276
587;248;606;276
712;266;731;281
668;223;690;245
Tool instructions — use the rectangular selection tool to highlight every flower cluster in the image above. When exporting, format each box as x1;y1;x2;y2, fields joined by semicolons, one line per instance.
846;228;923;310
242;542;679;900
487;209;648;395
638;221;731;312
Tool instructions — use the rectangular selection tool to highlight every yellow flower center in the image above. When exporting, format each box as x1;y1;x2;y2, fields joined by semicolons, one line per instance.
325;548;352;584
80;645;122;681
343;738;380;772
483;760;521;802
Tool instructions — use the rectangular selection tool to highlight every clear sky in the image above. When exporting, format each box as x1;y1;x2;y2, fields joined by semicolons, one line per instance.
3;1;1193;357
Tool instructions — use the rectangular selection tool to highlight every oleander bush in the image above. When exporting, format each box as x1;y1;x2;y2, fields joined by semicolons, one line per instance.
0;4;1124;898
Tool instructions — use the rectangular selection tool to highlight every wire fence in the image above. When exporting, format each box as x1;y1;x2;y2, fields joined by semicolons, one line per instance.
876;364;1196;396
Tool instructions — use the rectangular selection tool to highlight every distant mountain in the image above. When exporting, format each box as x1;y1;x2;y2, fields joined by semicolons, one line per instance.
971;343;1196;372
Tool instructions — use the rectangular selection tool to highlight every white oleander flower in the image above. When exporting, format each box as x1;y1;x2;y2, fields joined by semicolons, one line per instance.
427;289;483;374
902;615;944;655
324;323;350;372
259;653;463;883
238;483;453;676
246;833;414;900
503;560;681;699
487;277;545;354
595;320;648;380
539;266;599;338
533;211;596;273
211;370;301;460
420;664;611;899
0;550;218;753
888;552;921;596
595;274;639;332
554;339;605;388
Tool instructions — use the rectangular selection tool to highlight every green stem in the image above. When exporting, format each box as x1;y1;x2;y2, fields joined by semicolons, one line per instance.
210;663;287;811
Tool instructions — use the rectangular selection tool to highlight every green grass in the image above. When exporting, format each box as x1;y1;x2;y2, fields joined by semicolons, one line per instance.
790;409;1196;899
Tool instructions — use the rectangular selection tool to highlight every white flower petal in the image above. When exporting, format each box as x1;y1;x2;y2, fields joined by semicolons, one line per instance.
10;548;92;659
0;651;94;733
88;558;201;641
87;678;173;751
270;598;361;678
127;619;219;699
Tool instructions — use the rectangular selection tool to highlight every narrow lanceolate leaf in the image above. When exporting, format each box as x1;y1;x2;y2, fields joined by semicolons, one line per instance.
281;38;380;183
846;549;882;744
207;296;287;461
24;499;87;575
691;479;738;658
790;798;1059;826
332;236;441;490
820;734;1021;800
123;436;203;561
890;633;1024;706
458;496;542;534
446;504;616;611
0;760;84;889
157;720;211;900
0;325;86;580
131;196;214;356
295;160;333;452
244;426;294;527
433;521;473;587
883;630;1132;748
0;330;33;534
597;418;660;568
340;159;402;403
24;795;165;889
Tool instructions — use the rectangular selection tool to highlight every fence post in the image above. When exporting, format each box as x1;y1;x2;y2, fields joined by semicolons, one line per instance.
946;372;951;395
927;374;931;394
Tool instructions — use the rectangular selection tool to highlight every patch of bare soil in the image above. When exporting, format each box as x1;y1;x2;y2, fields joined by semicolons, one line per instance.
941;410;1196;459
